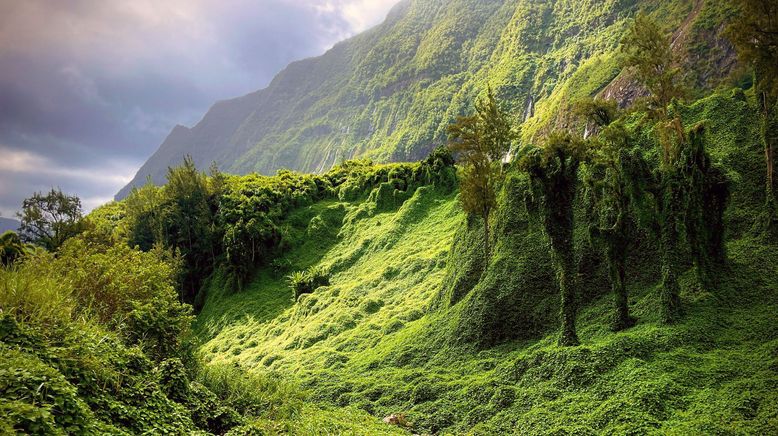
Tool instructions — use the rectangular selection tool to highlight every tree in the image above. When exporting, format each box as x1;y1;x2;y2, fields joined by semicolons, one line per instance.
448;86;514;259
162;156;219;304
620;12;686;122
680;124;730;289
573;96;618;137
621;13;688;323
521;132;585;346
125;179;166;251
578;98;638;331
727;0;778;227
17;188;83;251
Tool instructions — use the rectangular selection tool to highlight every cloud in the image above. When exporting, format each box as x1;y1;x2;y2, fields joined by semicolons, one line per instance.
0;0;399;214
337;0;401;32
0;145;135;215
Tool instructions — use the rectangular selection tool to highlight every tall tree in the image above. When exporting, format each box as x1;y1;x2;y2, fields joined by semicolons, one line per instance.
578;98;638;331
162;156;218;304
621;14;728;322
620;12;686;123
727;0;778;228
621;13;688;323
521;132;585;346
681;125;730;289
448;86;514;259
17;188;83;251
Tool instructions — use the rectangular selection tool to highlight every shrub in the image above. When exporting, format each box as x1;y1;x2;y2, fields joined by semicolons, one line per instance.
0;349;95;434
197;364;306;420
0;231;27;266
124;296;193;362
0;252;74;328
270;258;293;278
158;358;190;403
287;266;330;300
186;382;243;434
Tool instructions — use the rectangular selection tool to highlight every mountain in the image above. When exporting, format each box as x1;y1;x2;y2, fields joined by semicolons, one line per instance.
118;0;735;199
0;217;19;233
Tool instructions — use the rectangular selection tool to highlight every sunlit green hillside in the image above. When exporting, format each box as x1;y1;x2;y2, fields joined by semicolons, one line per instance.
194;90;778;434
3;0;776;434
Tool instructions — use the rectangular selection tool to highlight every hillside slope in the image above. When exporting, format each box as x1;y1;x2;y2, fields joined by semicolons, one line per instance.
119;0;734;199
196;90;778;434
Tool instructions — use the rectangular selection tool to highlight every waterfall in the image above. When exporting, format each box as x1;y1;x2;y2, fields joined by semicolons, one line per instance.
523;95;534;122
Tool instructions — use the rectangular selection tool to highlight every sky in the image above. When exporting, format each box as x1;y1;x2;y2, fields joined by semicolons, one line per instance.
0;0;399;217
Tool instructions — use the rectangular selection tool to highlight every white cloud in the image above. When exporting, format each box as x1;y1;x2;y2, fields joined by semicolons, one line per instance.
0;146;134;186
339;0;400;32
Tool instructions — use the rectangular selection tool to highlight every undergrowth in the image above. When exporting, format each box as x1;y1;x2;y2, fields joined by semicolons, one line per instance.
197;90;778;434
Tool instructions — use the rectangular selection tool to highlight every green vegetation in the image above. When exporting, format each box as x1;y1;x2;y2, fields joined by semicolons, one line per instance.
287;266;330;300
1;152;455;434
578;99;638;331
17;188;84;251
193;88;776;435
726;0;778;229
0;204;406;434
448;86;514;258
3;1;778;434
520;132;586;346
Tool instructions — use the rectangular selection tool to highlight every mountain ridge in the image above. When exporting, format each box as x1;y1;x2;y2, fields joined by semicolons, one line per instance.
118;0;735;200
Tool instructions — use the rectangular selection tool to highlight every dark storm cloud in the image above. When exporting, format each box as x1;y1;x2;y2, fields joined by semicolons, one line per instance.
0;0;398;215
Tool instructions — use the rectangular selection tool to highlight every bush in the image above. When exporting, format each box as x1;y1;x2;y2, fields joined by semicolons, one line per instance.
124;296;193;362
186;382;243;434
197;364;306;420
0;348;95;434
287;266;330;300
158;358;190;403
0;231;27;266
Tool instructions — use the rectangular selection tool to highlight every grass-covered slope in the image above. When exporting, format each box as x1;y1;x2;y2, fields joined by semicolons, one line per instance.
0;229;404;435
120;0;734;199
196;90;778;434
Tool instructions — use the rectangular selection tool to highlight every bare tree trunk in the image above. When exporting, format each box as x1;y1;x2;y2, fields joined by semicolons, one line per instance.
759;89;777;229
764;101;776;207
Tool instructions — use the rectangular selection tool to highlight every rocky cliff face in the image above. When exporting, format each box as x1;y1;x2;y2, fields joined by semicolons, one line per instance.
118;0;736;199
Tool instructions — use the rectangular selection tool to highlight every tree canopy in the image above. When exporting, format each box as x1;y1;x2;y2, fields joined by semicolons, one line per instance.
448;86;514;259
17;188;83;251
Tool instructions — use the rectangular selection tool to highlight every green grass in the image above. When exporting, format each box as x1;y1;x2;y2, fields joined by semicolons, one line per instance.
197;193;777;434
195;89;778;434
197;186;461;368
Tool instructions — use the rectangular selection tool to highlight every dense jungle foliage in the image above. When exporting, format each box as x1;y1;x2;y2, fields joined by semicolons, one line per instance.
0;155;455;434
2;0;778;434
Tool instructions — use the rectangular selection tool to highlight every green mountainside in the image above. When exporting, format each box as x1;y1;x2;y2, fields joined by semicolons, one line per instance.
194;90;777;434
119;0;734;199
5;0;778;434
